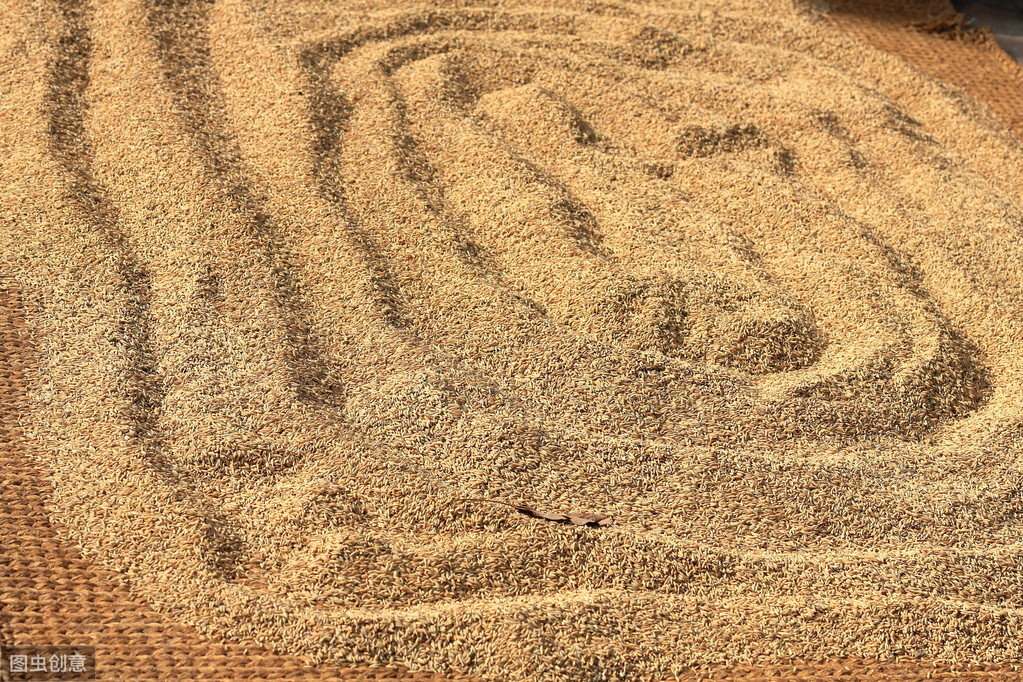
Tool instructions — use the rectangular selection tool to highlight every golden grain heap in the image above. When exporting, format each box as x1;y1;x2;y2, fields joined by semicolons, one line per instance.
2;0;1023;679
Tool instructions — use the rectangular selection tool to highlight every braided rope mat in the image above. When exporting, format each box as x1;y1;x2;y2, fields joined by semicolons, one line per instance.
825;0;1023;137
3;1;1023;678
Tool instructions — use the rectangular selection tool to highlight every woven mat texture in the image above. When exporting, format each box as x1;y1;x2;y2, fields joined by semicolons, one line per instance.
826;0;1023;136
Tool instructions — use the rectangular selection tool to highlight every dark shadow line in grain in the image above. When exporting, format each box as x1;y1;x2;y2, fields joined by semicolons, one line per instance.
380;41;612;266
302;32;555;326
299;11;609;273
145;0;348;406
304;5;582;70
855;221;992;416
45;0;167;459
337;37;500;273
435;100;613;258
388;91;503;274
298;46;409;332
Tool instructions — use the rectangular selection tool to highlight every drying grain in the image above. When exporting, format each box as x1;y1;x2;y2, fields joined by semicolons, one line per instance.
1;0;1023;680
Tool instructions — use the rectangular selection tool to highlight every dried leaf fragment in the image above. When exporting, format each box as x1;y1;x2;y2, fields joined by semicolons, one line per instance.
566;512;611;526
458;498;611;527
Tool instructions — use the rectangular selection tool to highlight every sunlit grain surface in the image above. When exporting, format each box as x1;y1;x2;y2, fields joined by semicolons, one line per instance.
2;0;1023;679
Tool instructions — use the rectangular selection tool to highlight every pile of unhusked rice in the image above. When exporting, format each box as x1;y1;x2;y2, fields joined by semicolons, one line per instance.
2;0;1023;679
